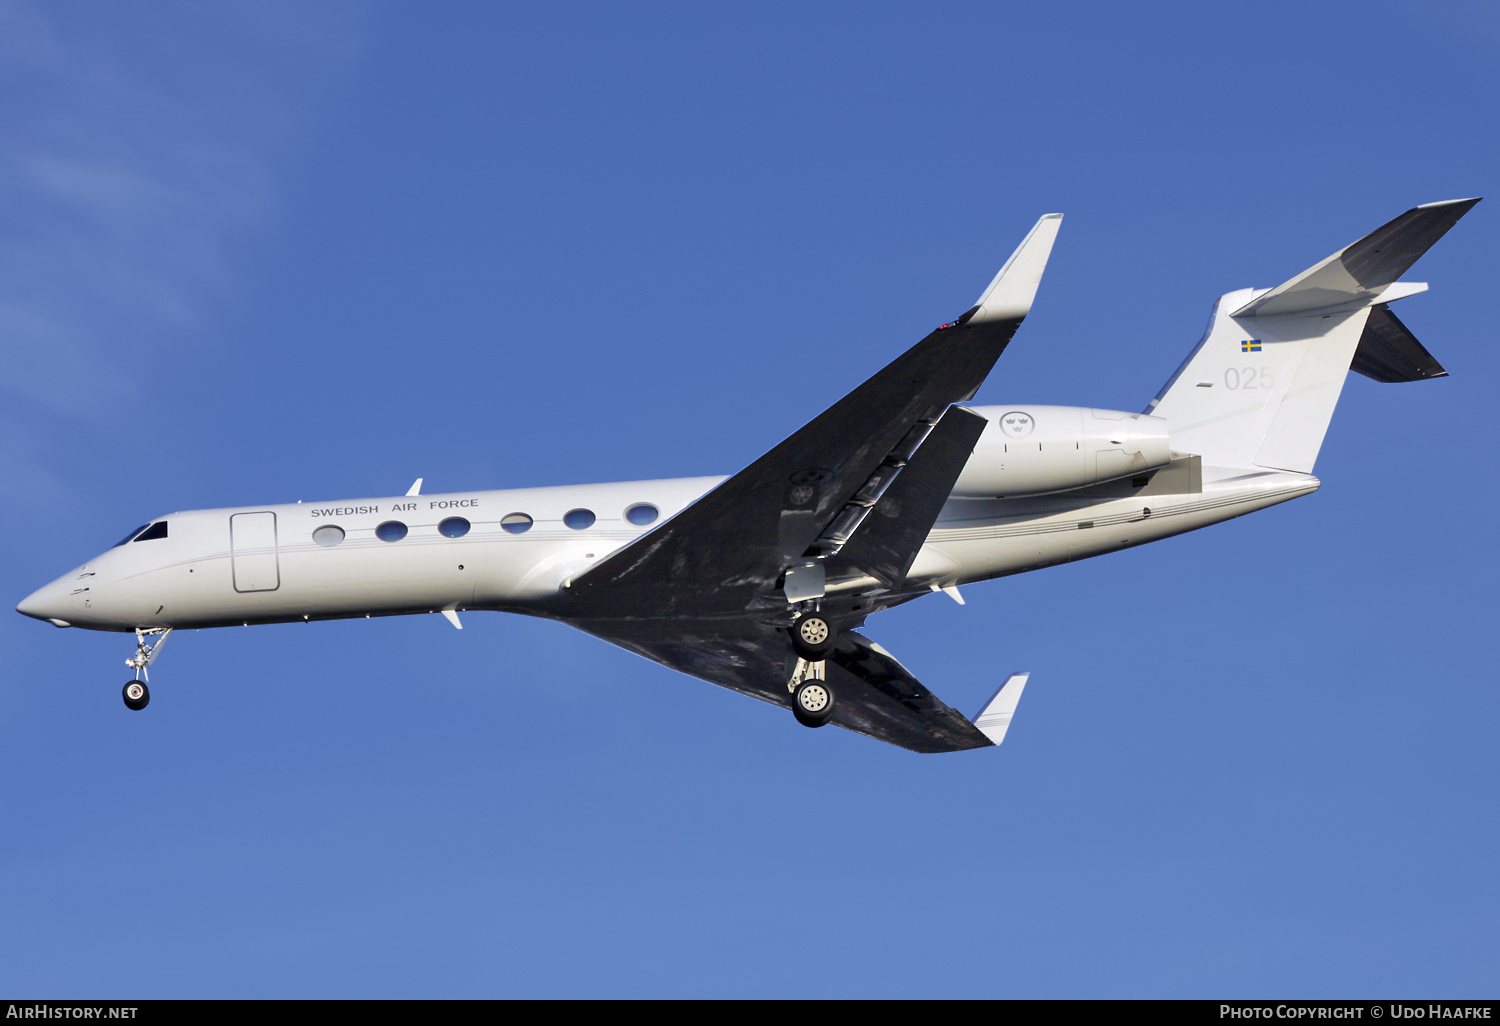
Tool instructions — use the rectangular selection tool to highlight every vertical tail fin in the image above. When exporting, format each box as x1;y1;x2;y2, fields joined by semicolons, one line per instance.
1148;199;1478;472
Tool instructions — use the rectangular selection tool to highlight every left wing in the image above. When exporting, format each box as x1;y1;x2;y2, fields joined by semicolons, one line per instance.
575;617;995;753
563;214;1062;620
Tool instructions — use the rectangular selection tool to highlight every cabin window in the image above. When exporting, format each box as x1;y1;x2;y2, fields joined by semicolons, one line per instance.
438;517;471;538
312;525;345;547
625;503;659;526
563;508;596;530
114;524;149;547
501;513;533;534
133;521;168;542
375;521;408;542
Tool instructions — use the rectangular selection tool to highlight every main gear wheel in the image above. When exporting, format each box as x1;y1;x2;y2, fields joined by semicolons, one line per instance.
789;612;835;661
792;679;836;728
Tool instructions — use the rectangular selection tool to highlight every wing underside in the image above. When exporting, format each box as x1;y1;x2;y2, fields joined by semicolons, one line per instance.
574;618;993;753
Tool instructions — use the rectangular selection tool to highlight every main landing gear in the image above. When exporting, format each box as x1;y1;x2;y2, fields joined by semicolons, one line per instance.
787;611;838;728
789;611;835;661
122;628;170;712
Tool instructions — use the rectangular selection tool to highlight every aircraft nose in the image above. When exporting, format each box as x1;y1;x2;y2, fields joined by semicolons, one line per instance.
17;578;74;627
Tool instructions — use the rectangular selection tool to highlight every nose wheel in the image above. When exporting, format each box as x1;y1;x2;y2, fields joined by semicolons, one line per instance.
123;681;150;711
121;627;170;711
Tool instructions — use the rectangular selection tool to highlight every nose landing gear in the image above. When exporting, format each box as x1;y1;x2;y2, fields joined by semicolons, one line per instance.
122;628;170;711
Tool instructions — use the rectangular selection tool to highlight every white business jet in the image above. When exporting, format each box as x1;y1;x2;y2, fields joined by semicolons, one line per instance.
16;199;1478;752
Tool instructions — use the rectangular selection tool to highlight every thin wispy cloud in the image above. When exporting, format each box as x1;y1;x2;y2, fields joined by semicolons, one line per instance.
0;0;364;410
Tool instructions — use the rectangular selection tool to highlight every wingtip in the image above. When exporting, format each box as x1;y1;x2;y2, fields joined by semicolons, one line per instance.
972;671;1031;745
968;214;1064;324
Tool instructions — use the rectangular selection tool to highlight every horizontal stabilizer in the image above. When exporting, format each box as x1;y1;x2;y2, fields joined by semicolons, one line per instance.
1351;304;1448;383
1232;198;1480;318
972;672;1030;745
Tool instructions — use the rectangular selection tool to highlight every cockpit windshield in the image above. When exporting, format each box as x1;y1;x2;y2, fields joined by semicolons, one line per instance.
114;524;150;547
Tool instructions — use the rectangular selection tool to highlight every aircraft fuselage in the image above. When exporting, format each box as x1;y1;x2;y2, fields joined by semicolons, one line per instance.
17;448;1315;634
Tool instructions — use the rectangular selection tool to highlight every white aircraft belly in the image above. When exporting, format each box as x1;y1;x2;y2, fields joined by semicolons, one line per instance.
927;469;1319;586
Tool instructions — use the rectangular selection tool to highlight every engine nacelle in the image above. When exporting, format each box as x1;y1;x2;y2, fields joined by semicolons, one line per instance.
951;405;1173;498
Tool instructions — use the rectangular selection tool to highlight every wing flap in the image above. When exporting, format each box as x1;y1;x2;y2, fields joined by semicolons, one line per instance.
829;405;989;588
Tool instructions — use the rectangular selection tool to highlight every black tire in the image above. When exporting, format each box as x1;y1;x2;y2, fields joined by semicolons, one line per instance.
122;680;150;711
792;679;836;728
789;613;835;661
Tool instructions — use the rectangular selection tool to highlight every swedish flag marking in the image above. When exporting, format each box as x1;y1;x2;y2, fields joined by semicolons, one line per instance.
1241;339;1262;352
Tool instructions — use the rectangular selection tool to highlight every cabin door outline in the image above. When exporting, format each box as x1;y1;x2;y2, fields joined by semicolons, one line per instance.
230;512;281;593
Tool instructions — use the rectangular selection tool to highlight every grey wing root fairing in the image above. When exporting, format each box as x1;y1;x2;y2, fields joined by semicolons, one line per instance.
574;617;995;753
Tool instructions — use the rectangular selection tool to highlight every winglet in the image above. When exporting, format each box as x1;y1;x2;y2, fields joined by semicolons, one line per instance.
968;214;1063;324
406;478;423;496
972;672;1030;745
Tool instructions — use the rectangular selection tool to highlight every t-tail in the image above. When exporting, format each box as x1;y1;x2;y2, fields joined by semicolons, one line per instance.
1147;198;1479;473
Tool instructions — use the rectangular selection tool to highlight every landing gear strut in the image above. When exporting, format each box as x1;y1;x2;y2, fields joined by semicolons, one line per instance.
122;628;170;712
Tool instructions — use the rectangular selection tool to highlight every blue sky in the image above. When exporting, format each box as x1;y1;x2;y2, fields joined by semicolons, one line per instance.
1;0;1496;998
